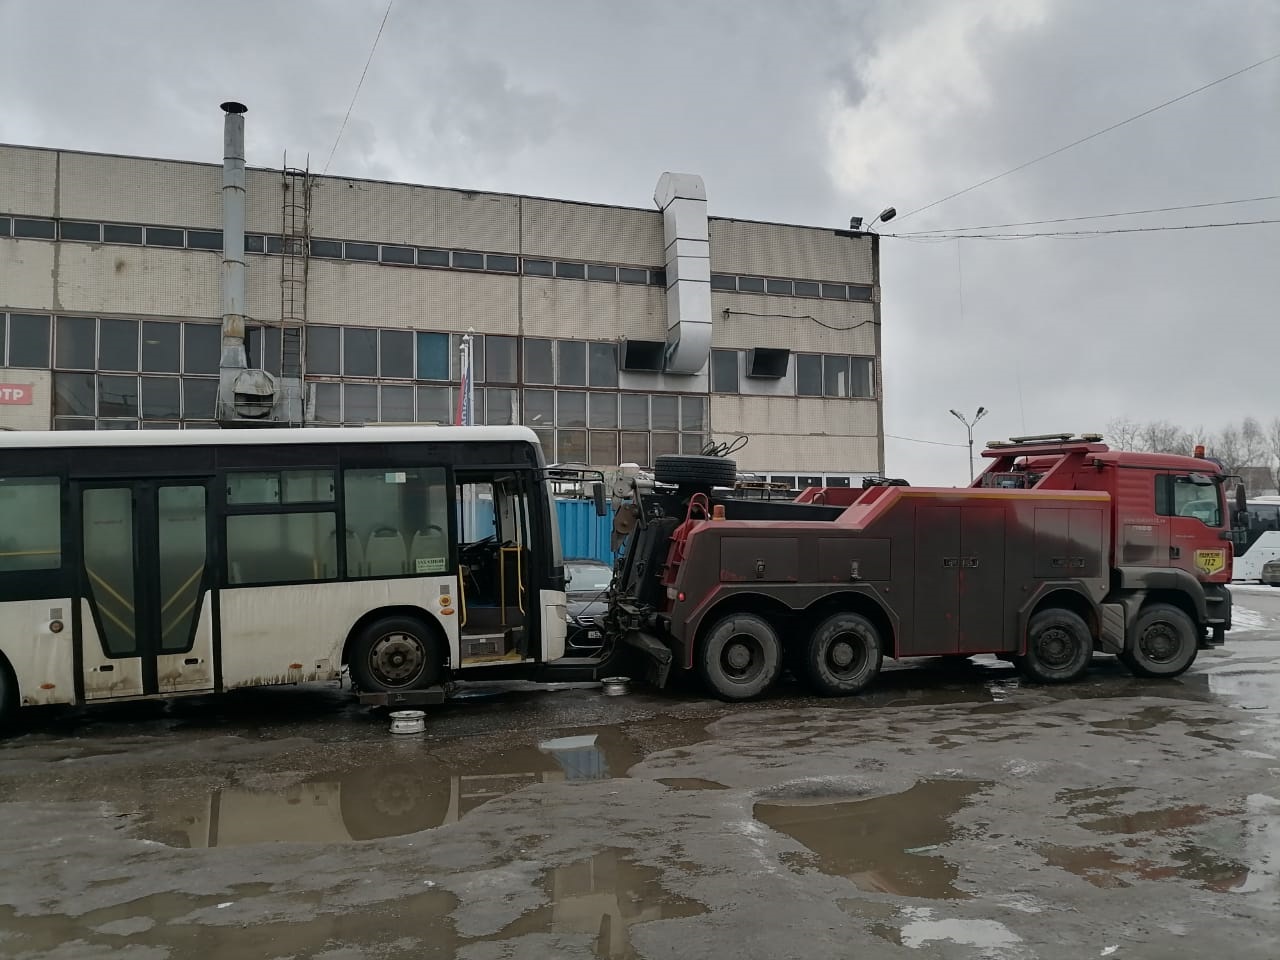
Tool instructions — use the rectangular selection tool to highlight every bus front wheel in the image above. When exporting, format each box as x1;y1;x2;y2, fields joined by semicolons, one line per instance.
349;617;443;694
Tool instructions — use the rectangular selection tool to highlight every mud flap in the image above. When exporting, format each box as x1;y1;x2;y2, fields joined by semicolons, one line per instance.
623;630;674;688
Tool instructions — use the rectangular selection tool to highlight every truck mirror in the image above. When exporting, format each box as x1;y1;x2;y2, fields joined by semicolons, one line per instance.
592;481;608;518
1236;482;1247;515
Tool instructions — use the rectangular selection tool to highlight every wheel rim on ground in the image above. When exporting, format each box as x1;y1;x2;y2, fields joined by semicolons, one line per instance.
1139;622;1182;664
825;632;866;680
722;633;766;684
1035;625;1077;668
369;632;427;688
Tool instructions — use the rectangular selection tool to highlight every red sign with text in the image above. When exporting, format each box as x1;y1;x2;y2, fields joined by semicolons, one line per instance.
0;384;34;405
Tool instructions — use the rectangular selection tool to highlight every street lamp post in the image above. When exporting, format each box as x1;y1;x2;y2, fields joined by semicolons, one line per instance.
949;406;988;482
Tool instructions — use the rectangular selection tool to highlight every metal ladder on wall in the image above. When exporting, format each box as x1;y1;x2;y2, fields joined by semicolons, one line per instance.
279;160;313;424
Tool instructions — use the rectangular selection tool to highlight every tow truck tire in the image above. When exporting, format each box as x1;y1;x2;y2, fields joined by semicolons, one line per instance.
698;613;782;701
1016;608;1092;683
802;612;882;696
348;616;442;694
654;454;738;488
1120;603;1198;678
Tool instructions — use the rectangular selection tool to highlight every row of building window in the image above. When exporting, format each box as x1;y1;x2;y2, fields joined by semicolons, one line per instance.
2;314;877;400
2;214;872;301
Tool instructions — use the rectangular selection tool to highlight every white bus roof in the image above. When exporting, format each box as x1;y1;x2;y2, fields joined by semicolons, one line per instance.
0;425;540;449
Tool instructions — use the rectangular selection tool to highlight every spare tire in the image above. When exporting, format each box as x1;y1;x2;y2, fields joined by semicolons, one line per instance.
654;454;738;488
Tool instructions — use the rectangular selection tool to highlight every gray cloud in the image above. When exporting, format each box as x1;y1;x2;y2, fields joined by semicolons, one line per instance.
2;0;1277;482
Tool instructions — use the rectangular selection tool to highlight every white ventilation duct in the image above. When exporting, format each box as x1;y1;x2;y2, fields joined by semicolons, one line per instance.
654;173;712;375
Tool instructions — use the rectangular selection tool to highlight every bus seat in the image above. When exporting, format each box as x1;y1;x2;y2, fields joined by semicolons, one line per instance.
410;526;447;574
365;528;408;576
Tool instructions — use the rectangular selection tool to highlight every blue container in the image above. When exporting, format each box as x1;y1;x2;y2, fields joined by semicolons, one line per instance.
556;498;616;564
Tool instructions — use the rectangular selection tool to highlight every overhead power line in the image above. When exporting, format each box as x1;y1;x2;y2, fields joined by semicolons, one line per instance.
322;0;395;175
898;195;1280;235
886;218;1280;241
893;50;1280;225
886;434;968;448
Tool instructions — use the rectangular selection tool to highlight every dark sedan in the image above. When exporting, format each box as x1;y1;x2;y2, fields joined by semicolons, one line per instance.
565;558;613;655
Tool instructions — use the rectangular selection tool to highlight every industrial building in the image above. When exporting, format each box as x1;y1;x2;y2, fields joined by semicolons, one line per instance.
0;104;883;485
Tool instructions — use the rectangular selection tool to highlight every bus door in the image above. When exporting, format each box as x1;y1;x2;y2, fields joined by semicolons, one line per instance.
76;480;215;700
454;471;536;664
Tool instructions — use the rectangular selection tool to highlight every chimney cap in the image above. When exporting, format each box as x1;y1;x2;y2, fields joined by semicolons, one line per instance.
220;101;248;115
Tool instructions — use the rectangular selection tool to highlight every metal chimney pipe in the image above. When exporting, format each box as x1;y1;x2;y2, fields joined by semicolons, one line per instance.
220;101;248;365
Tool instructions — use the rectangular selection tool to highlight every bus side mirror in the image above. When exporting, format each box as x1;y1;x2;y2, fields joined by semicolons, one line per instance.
592;482;608;518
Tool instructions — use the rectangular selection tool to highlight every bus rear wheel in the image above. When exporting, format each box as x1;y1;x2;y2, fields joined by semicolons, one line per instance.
349;616;442;694
802;612;882;696
1120;604;1198;678
1016;608;1092;683
0;657;16;733
698;613;782;701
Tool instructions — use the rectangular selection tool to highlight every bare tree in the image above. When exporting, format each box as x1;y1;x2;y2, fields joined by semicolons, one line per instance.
1268;417;1280;491
1106;417;1145;451
1242;416;1268;469
1141;420;1195;456
1208;417;1269;477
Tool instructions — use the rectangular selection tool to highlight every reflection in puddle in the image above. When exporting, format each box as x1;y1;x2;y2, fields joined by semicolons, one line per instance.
754;779;990;900
1081;804;1211;835
656;778;728;791
143;726;647;848
1040;842;1251;892
899;913;1022;950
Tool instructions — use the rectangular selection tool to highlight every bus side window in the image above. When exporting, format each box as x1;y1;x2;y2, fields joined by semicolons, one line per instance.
343;467;449;577
0;476;62;572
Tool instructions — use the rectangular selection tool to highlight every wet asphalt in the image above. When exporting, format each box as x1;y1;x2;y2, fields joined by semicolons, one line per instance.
1;590;1278;959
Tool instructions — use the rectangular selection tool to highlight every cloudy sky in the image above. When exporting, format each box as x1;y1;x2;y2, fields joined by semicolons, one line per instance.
2;0;1277;483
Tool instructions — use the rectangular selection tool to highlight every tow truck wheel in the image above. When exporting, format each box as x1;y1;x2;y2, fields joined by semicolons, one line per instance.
1120;603;1198;678
348;616;442;693
698;613;782;701
1016;608;1092;683
802;612;882;696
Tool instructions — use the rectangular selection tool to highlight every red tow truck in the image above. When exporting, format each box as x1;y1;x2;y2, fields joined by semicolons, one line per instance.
606;433;1244;700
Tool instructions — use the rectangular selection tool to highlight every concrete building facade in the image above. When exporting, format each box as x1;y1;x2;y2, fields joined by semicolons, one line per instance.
0;135;883;485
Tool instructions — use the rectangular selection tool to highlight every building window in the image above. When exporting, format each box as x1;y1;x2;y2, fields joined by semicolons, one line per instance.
0;217;8;236
142;321;181;373
344;383;378;423
183;323;220;375
618;267;647;285
343;329;378;377
266;236;284;255
620;393;648;430
523;258;553;277
13;218;56;240
9;313;51;368
416;385;453;424
484;388;517;425
557;340;586;387
649;269;666;286
99;375;139;418
183;378;218;420
313;382;341;423
651;395;679;431
524;389;554;429
418;248;449;267
55;316;96;370
588;393;617;429
710;274;736;292
486;335;517;384
381;384;415;422
103;224;143;245
311;239;342;259
794;281;820;298
557;430;587;463
486;254;518;273
141;377;182;420
556;261;586;280
823;355;850;398
416;332;449;381
60;221;101;242
524;338;554;385
588;342;618;388
244;235;265;253
53;373;94;417
651;433;679;459
821;283;847;300
557;391;587;429
307;326;342;376
796;354;822;397
587;264;617;282
146;227;184;247
226;512;337;585
380;330;414;379
99;318;139;372
381;245;415;265
766;279;793;295
711;350;739;394
681;396;706;433
345;242;378;262
451;333;483;382
620;432;648;465
590;431;619;466
188;230;222;251
453;251;484;270
0;477;62;572
737;276;765;294
850;357;874;398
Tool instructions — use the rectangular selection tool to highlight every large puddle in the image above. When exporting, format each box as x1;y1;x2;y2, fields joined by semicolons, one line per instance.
754;779;991;899
0;847;702;959
140;725;668;848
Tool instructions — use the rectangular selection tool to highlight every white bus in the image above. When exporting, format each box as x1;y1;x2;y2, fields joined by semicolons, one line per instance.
0;426;619;728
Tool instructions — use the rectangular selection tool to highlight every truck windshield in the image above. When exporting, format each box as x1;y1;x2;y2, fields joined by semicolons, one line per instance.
1172;476;1222;526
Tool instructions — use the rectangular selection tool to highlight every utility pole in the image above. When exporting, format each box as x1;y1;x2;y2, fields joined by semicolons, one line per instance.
950;406;988;482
